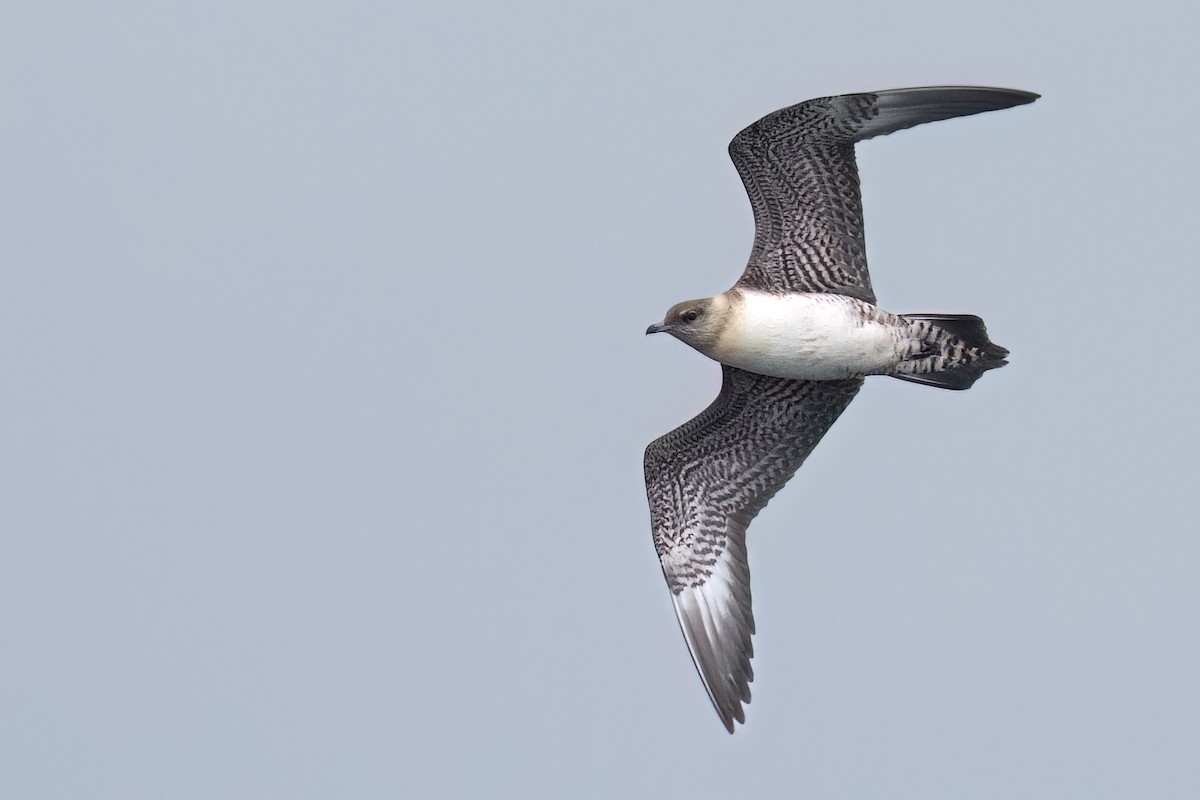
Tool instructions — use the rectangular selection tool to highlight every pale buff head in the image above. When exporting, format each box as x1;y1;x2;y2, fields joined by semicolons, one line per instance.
646;294;730;355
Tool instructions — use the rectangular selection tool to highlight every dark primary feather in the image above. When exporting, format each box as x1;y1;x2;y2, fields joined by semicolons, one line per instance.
729;86;1038;301
644;367;861;732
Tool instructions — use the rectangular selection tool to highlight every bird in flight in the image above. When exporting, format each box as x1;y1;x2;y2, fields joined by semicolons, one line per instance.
644;86;1037;732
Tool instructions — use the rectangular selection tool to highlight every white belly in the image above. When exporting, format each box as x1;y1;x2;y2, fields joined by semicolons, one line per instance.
712;291;900;380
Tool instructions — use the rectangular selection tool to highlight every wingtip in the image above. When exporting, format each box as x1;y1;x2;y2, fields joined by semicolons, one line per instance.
875;85;1040;109
717;704;743;734
993;87;1040;106
669;579;756;736
856;86;1040;142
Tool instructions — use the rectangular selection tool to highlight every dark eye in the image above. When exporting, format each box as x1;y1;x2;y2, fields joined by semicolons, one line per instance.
681;309;699;323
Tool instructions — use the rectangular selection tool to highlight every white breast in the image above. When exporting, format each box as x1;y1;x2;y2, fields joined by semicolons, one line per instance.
713;291;900;380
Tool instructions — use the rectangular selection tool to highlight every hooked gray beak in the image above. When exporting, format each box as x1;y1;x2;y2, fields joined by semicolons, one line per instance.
646;323;665;335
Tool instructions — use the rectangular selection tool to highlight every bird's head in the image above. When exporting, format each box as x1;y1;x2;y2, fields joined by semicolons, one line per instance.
646;296;726;352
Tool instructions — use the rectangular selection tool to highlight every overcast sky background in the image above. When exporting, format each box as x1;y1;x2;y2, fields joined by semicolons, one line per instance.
3;1;1198;798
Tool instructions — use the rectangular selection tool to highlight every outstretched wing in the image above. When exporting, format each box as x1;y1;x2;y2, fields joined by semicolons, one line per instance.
729;86;1039;301
644;366;861;732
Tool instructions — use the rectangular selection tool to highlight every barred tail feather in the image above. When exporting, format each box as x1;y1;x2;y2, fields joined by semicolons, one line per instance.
894;313;1009;391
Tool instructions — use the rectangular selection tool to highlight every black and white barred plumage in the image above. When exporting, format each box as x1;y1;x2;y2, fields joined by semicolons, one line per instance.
645;86;1036;732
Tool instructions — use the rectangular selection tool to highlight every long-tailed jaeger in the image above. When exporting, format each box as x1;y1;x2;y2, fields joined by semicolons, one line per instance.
644;86;1037;733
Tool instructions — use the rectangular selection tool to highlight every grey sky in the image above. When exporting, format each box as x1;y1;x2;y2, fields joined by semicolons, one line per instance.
2;1;1198;798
